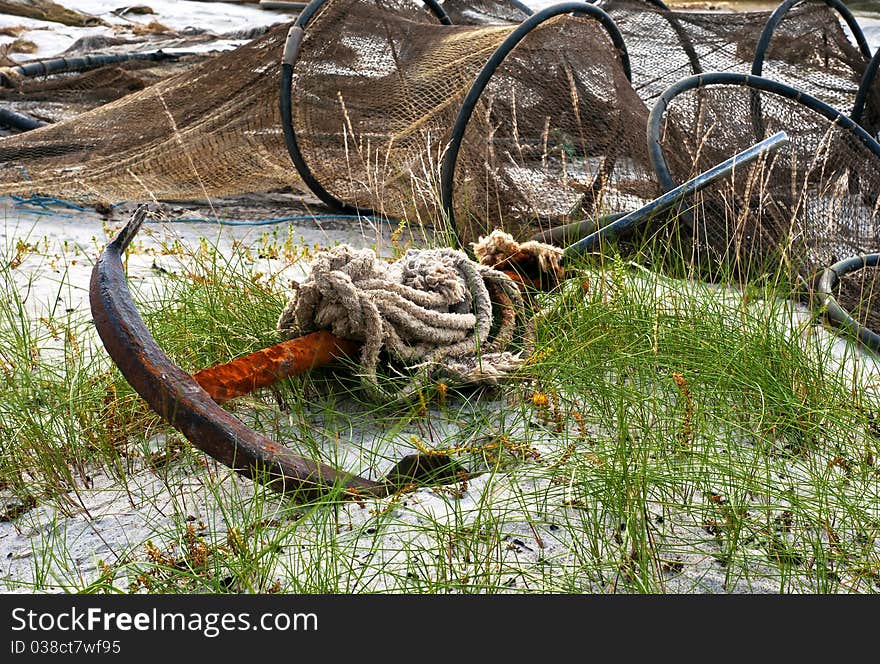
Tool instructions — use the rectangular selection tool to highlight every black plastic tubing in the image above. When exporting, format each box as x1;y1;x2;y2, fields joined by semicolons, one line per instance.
439;1;631;247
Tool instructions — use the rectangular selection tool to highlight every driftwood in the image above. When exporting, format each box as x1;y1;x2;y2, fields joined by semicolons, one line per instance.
0;0;105;26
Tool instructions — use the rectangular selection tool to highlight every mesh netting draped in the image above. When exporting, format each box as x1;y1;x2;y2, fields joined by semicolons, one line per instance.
0;58;203;124
0;0;872;213
600;0;871;111
0;26;295;204
446;11;651;245
650;75;880;289
287;0;515;220
439;0;532;24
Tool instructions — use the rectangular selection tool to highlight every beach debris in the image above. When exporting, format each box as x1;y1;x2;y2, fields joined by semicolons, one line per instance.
0;0;106;27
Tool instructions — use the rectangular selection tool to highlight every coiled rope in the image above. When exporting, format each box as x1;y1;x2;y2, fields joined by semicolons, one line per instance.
277;231;560;401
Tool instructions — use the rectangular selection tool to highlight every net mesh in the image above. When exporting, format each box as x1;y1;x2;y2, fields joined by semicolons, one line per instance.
601;0;869;112
653;81;880;291
450;12;654;245
0;58;202;123
288;0;515;219
0;0;870;213
439;0;531;25
0;26;295;204
0;0;878;341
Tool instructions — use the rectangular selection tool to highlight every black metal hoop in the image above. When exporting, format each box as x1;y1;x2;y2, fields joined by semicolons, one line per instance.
648;72;880;196
439;1;631;248
852;47;880;128
751;0;872;78
817;253;880;353
280;0;452;217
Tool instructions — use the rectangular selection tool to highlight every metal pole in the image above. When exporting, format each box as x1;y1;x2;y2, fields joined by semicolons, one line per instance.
562;130;789;262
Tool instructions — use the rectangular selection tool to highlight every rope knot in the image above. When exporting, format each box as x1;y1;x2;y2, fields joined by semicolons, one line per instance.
278;242;536;401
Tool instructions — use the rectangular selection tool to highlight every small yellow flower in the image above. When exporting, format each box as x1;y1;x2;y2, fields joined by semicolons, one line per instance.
532;391;549;408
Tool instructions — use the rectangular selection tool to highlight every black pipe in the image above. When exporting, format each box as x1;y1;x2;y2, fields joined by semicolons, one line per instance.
1;50;183;87
648;72;880;197
751;0;872;78
280;0;450;217
563;131;789;261
852;47;880;127
439;1;631;248
817;253;880;353
0;107;47;131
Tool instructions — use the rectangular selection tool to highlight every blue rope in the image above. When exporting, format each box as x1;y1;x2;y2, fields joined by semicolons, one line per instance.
3;195;394;226
151;214;391;227
10;194;89;211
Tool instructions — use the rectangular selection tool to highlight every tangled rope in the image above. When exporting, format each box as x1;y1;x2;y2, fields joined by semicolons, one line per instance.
278;231;560;401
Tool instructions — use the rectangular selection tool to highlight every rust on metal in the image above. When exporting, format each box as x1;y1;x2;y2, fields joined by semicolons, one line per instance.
193;331;360;404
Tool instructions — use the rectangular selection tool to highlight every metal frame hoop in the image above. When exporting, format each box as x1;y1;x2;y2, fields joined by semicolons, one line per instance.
751;0;871;77
852;48;880;127
648;72;880;196
439;1;631;247
817;253;880;353
280;0;452;217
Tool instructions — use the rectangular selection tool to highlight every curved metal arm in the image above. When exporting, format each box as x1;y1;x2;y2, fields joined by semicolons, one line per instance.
817;253;880;353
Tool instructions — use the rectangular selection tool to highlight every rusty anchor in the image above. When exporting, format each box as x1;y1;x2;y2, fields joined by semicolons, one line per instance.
90;208;465;499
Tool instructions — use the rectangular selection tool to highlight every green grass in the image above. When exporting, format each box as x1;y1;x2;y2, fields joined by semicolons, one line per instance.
1;218;879;594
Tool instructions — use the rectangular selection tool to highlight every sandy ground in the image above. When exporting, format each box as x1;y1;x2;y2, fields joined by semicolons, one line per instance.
1;194;879;594
1;0;880;594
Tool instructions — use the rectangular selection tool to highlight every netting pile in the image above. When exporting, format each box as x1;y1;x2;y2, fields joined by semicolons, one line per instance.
0;26;295;203
0;0;879;342
0;57;203;123
0;0;871;218
440;0;531;24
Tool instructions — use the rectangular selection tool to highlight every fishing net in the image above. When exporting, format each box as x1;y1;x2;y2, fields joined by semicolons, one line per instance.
445;10;653;245
285;0;514;221
439;0;532;24
599;0;870;113
0;0;871;217
0;57;204;123
0;25;296;204
649;74;880;294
